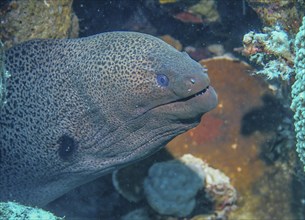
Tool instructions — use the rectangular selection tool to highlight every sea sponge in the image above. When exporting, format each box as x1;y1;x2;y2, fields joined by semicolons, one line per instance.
143;154;237;218
143;158;205;217
291;16;305;170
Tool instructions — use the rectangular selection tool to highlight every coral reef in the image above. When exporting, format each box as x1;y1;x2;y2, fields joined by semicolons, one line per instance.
168;57;271;190
291;17;305;171
166;57;299;219
246;0;305;34
241;25;294;80
238;7;305;217
0;202;62;220
1;1;303;219
114;152;237;219
240;14;305;176
0;0;79;48
181;154;237;217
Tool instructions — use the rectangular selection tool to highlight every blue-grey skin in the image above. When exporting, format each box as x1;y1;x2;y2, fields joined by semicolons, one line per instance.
0;32;217;206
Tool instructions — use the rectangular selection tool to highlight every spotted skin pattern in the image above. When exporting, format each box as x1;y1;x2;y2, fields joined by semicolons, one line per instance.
0;32;217;206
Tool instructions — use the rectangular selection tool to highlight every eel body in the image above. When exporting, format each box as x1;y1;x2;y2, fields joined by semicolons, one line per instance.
0;32;217;206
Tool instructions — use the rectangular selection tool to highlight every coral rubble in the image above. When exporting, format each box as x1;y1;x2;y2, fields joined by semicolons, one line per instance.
246;0;305;34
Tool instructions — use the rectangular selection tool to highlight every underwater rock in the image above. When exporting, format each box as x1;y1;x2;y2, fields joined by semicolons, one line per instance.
144;158;205;217
112;164;146;203
0;0;79;48
181;154;237;216
143;154;236;218
112;149;174;204
0;202;63;220
113;152;236;218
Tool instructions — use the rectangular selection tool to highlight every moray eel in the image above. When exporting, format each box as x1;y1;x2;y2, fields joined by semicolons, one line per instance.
0;32;217;206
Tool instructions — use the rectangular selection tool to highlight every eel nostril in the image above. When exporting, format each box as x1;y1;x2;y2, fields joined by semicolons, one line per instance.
190;78;196;84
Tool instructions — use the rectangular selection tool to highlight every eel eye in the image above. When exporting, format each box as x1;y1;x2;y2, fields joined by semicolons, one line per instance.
156;74;169;87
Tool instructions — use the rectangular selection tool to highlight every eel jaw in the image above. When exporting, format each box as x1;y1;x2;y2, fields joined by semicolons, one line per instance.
155;84;218;121
176;85;210;102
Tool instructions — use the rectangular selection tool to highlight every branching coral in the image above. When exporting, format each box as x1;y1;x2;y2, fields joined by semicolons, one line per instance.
242;16;305;171
241;26;294;80
291;17;305;170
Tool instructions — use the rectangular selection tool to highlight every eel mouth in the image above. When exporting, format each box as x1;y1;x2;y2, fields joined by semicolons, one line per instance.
156;84;217;119
177;85;210;102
